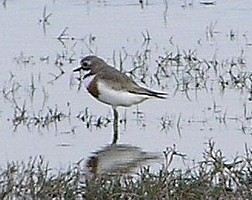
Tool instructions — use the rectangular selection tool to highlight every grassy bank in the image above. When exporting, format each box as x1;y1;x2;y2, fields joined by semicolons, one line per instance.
0;140;251;199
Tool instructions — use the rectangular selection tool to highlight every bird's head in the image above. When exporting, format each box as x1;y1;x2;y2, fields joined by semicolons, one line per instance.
73;55;106;75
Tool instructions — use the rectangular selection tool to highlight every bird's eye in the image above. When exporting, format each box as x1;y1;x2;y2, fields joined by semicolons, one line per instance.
82;60;91;67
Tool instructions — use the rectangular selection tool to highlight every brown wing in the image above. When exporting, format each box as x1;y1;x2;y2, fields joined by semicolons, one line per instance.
95;66;138;91
95;65;167;98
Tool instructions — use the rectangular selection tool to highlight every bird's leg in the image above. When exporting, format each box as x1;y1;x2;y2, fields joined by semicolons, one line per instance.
112;106;119;144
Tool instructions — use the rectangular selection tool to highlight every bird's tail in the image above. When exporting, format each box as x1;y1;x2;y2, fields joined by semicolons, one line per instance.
130;87;168;99
148;90;167;99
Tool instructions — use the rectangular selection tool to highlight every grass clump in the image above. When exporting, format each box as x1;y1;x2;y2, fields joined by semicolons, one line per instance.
0;140;252;199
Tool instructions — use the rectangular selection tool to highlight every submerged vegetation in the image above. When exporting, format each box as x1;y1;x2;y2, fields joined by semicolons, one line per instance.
0;140;252;199
3;42;252;135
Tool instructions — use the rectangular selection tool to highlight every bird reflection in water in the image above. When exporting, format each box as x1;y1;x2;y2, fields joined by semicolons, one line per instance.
85;144;162;178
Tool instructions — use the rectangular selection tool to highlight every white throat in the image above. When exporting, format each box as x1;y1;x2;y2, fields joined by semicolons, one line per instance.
84;74;96;89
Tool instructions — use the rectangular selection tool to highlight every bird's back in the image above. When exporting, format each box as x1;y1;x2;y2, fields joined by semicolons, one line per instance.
95;65;138;91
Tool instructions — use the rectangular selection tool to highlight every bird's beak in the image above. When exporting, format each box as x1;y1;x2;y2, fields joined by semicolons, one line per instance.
73;66;83;72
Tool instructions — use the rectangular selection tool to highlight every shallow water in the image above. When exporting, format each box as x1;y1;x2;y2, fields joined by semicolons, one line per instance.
0;0;252;172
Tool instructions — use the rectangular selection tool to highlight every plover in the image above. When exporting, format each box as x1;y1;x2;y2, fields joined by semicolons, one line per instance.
73;55;167;106
73;55;167;142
